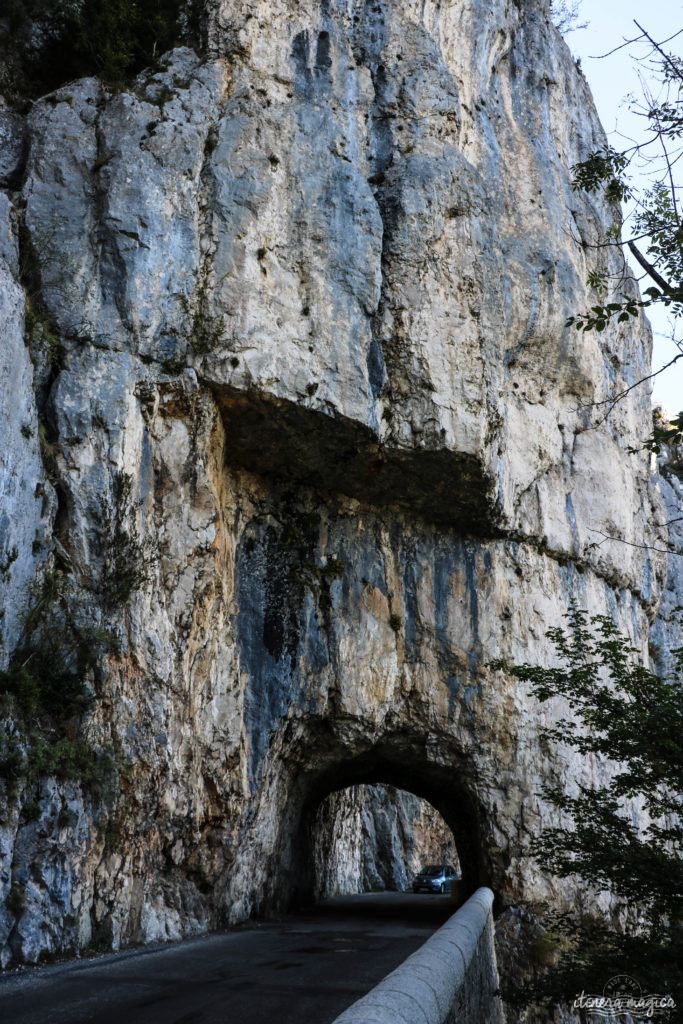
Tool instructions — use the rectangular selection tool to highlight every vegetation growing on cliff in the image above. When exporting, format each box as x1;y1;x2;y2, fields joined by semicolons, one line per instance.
0;470;154;802
0;569;120;811
496;608;682;1018
96;471;156;608
0;0;203;102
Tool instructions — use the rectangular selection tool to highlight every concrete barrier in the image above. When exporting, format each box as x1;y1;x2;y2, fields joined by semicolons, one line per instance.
331;887;504;1024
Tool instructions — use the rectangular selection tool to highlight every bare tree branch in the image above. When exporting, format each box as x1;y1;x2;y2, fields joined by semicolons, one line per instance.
587;528;682;556
627;241;676;294
588;32;648;60
634;21;683;87
584;350;683;426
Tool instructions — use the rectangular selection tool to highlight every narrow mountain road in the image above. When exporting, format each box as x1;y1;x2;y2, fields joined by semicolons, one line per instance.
0;893;455;1024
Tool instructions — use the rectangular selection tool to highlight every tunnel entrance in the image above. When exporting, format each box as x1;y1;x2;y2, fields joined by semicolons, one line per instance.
263;725;491;917
312;784;460;900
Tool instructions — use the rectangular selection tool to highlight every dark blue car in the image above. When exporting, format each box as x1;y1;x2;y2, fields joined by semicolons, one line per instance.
412;864;458;894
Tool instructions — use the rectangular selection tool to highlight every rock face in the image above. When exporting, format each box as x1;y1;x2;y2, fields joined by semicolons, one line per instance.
0;0;676;968
0;194;54;668
650;427;683;680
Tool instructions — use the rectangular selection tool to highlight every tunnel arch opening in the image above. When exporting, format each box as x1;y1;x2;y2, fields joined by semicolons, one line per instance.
311;782;461;900
265;723;493;916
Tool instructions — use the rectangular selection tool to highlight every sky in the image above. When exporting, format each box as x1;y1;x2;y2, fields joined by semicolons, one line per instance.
566;1;683;414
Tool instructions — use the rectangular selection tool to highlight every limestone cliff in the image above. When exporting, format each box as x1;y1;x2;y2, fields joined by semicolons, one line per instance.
650;425;683;680
0;0;677;969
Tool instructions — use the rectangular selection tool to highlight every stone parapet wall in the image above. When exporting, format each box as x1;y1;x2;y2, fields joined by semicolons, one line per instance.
332;887;504;1024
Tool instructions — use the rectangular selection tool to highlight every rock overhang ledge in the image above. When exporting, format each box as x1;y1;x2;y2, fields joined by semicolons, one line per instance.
210;381;497;533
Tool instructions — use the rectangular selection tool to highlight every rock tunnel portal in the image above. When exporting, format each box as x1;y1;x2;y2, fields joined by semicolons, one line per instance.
252;725;492;917
312;781;460;899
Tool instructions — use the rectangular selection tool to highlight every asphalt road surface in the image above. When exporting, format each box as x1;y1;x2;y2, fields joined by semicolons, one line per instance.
0;893;456;1024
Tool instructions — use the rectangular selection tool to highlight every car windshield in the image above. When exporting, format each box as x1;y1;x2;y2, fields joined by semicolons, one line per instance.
419;865;443;875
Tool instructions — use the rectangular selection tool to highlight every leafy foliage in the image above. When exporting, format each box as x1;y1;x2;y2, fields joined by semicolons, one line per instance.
495;608;682;1016
25;298;61;366
572;146;632;203
586;268;609;295
566;296;645;333
0;0;201;101
629;409;683;456
634;182;683;294
568;29;683;338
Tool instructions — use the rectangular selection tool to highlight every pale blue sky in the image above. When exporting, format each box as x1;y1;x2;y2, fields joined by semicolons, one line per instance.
567;2;683;414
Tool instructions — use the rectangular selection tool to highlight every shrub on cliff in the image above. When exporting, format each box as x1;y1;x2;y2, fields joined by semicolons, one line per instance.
495;607;682;1019
95;471;156;609
0;569;119;803
0;0;202;102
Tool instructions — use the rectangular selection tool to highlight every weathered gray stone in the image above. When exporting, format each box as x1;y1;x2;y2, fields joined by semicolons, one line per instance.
649;425;683;679
0;99;24;187
0;192;54;664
